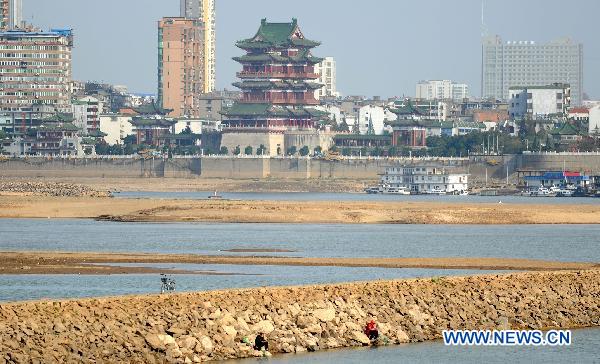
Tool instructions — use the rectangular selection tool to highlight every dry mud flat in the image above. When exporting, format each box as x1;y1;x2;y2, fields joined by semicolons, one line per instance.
2;195;600;224
0;251;596;275
0;271;599;362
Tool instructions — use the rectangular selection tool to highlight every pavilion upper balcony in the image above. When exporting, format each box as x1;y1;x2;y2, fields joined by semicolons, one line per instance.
241;95;319;105
237;71;319;80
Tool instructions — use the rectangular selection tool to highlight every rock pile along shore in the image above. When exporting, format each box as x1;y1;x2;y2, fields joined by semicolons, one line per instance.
1;271;599;363
0;181;110;197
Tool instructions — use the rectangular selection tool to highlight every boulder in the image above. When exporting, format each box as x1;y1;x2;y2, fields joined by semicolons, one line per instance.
145;333;177;351
222;325;237;339
252;320;275;334
396;329;410;343
312;308;336;322
177;336;198;350
197;336;213;354
351;331;371;345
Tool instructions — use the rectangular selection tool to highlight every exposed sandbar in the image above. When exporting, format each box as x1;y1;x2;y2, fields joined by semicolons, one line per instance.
0;251;596;275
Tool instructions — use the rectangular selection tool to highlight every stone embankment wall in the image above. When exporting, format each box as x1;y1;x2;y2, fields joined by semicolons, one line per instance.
3;154;600;180
1;271;598;363
0;157;467;179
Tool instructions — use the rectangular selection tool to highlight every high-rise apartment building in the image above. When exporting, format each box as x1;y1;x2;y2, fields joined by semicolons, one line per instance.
180;0;215;93
314;57;339;99
415;80;469;101
0;0;21;29
482;35;583;105
158;17;204;118
0;29;73;113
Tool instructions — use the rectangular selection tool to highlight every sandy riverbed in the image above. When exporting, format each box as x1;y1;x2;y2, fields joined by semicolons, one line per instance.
1;251;596;275
1;195;599;224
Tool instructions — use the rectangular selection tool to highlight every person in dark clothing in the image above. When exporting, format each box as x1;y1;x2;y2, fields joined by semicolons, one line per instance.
364;320;379;341
254;333;269;351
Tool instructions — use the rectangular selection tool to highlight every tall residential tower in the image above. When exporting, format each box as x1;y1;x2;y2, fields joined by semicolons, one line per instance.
158;17;204;118
481;35;583;105
0;29;73;113
180;0;215;93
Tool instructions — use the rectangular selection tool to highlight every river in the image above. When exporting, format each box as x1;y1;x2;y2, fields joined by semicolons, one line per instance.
229;328;600;364
114;191;600;204
1;219;598;262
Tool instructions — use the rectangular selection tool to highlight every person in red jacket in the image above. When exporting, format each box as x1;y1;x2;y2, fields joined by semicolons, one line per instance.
364;320;379;341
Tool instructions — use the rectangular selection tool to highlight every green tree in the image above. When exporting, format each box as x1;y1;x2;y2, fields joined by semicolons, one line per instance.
244;145;253;155
334;118;350;132
299;145;310;156
287;146;297;155
122;134;137;145
180;126;192;135
219;146;228;155
124;143;135;155
341;148;352;156
313;146;322;155
257;144;267;155
233;145;241;155
388;146;398;157
370;146;383;157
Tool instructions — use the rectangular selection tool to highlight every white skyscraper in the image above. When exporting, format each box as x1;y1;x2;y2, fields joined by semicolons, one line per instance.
314;57;339;99
482;35;583;105
181;0;215;93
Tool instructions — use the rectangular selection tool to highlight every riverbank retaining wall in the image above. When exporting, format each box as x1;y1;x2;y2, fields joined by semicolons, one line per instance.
1;154;600;180
1;270;598;362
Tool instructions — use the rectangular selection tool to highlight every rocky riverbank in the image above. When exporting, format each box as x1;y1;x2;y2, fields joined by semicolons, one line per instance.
1;270;599;363
0;180;110;197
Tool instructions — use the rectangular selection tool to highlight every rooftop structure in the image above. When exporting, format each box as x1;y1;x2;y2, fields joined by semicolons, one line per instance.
508;83;571;119
0;29;73;114
158;17;204;118
482;35;583;105
314;57;339;99
221;18;326;156
415;80;469;101
180;0;215;93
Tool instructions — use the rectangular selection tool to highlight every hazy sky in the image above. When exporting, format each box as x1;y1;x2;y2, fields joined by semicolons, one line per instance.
25;0;599;98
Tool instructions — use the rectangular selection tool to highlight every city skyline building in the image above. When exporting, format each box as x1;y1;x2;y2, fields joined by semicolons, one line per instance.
481;35;583;105
158;17;204;118
0;29;73;114
0;0;21;29
314;56;339;99
180;0;215;93
415;80;469;101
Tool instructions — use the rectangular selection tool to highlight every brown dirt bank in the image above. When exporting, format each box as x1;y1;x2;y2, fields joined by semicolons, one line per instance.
0;252;596;275
1;270;599;362
1;195;600;224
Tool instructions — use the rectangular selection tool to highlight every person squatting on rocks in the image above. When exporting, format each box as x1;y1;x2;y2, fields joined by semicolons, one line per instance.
364;320;379;342
254;333;269;351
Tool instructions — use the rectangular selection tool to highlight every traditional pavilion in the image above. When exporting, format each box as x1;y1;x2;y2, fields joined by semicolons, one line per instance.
129;103;176;147
221;18;327;156
388;101;428;149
